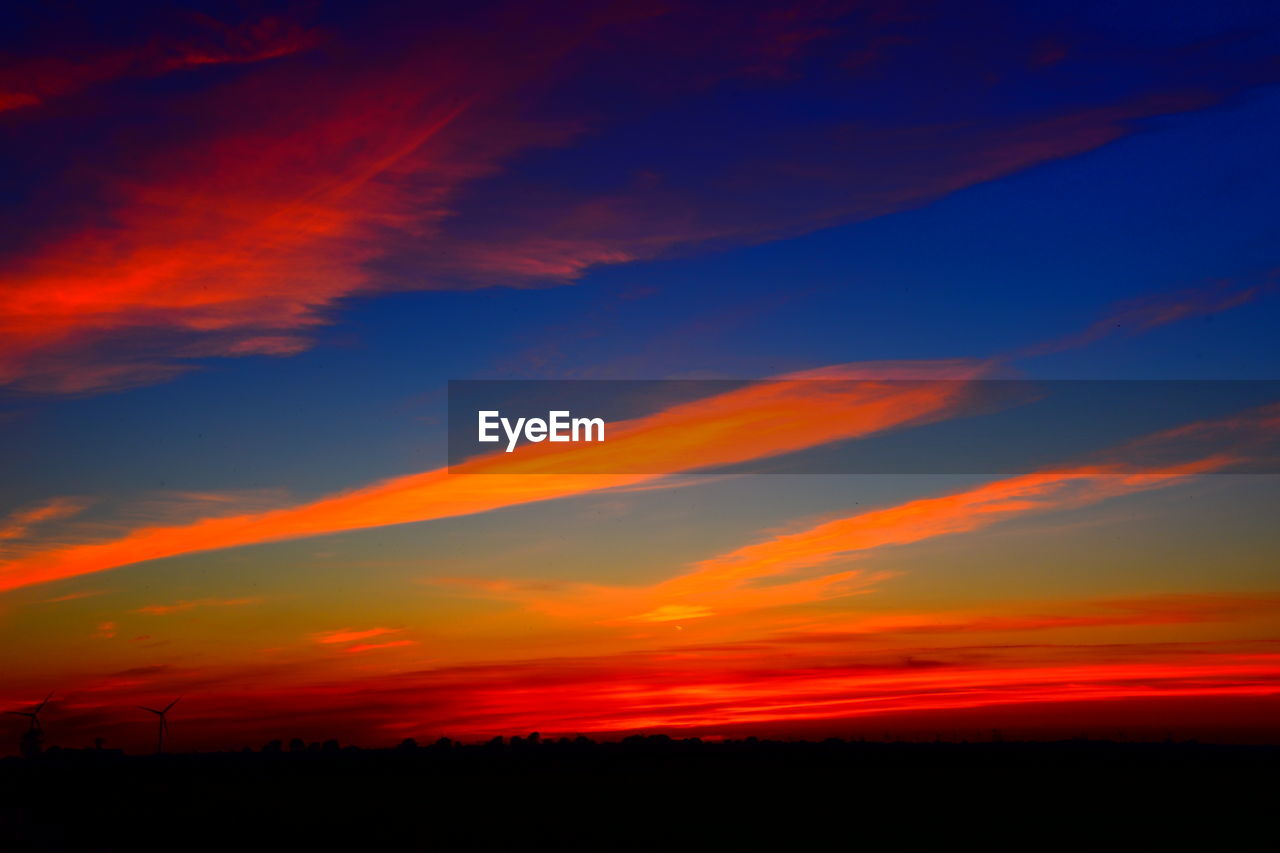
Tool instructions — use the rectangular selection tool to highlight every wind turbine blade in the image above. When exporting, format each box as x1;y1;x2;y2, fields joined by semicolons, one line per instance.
140;706;163;715
163;696;182;713
34;691;53;713
5;711;34;717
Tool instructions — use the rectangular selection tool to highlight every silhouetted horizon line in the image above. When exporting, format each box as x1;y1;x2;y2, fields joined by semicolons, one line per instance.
8;730;1280;761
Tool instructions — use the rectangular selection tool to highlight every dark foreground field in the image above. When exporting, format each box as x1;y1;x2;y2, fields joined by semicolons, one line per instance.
3;737;1277;850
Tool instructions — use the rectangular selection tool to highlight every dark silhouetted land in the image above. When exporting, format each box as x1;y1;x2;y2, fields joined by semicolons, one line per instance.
3;735;1275;850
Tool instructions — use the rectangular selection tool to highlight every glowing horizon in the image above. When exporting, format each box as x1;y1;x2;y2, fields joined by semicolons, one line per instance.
2;0;1278;754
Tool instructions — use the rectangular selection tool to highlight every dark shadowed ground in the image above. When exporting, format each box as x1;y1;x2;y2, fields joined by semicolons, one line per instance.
3;737;1276;850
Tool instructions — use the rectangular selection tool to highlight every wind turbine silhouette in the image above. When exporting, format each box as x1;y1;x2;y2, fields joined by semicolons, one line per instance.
6;691;53;733
140;697;181;754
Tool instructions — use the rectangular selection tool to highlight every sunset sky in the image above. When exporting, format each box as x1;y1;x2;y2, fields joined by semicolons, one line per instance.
2;0;1279;753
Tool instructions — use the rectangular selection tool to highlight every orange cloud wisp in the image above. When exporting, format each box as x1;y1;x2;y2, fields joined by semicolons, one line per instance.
476;403;1279;626
0;365;985;592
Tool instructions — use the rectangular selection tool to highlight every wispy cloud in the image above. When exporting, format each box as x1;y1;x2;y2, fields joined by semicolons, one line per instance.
3;2;1273;393
313;627;403;646
37;589;103;604
134;597;261;616
0;361;987;592
345;640;418;655
0;6;603;393
463;403;1280;626
0;11;320;114
0;497;90;544
767;594;1280;643
1012;279;1272;359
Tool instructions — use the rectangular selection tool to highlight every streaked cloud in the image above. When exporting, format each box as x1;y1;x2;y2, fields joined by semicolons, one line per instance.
0;361;987;592
0;10;320;114
767;594;1280;643
0;497;90;542
345;640;417;654
313;627;403;646
3;2;1273;393
36;589;103;604
17;643;1279;747
134;597;261;616
467;403;1280;626
1013;279;1273;359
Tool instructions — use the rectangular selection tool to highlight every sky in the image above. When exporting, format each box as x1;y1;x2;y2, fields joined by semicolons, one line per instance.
1;0;1279;752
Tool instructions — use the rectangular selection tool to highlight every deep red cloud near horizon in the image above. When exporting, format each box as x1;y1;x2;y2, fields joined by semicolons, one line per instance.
20;637;1280;753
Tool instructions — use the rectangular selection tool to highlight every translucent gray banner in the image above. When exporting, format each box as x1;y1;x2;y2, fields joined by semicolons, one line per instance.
447;380;1280;474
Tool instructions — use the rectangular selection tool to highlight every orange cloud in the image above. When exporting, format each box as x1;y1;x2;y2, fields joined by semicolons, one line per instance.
314;627;403;645
37;590;103;604
470;403;1280;626
134;597;261;616
768;593;1280;643
0;362;987;593
0;497;89;541
346;640;418;654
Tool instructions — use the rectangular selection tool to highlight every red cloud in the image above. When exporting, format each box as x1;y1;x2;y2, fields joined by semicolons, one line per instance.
2;3;1271;393
0;5;598;393
0;11;320;114
14;644;1280;750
